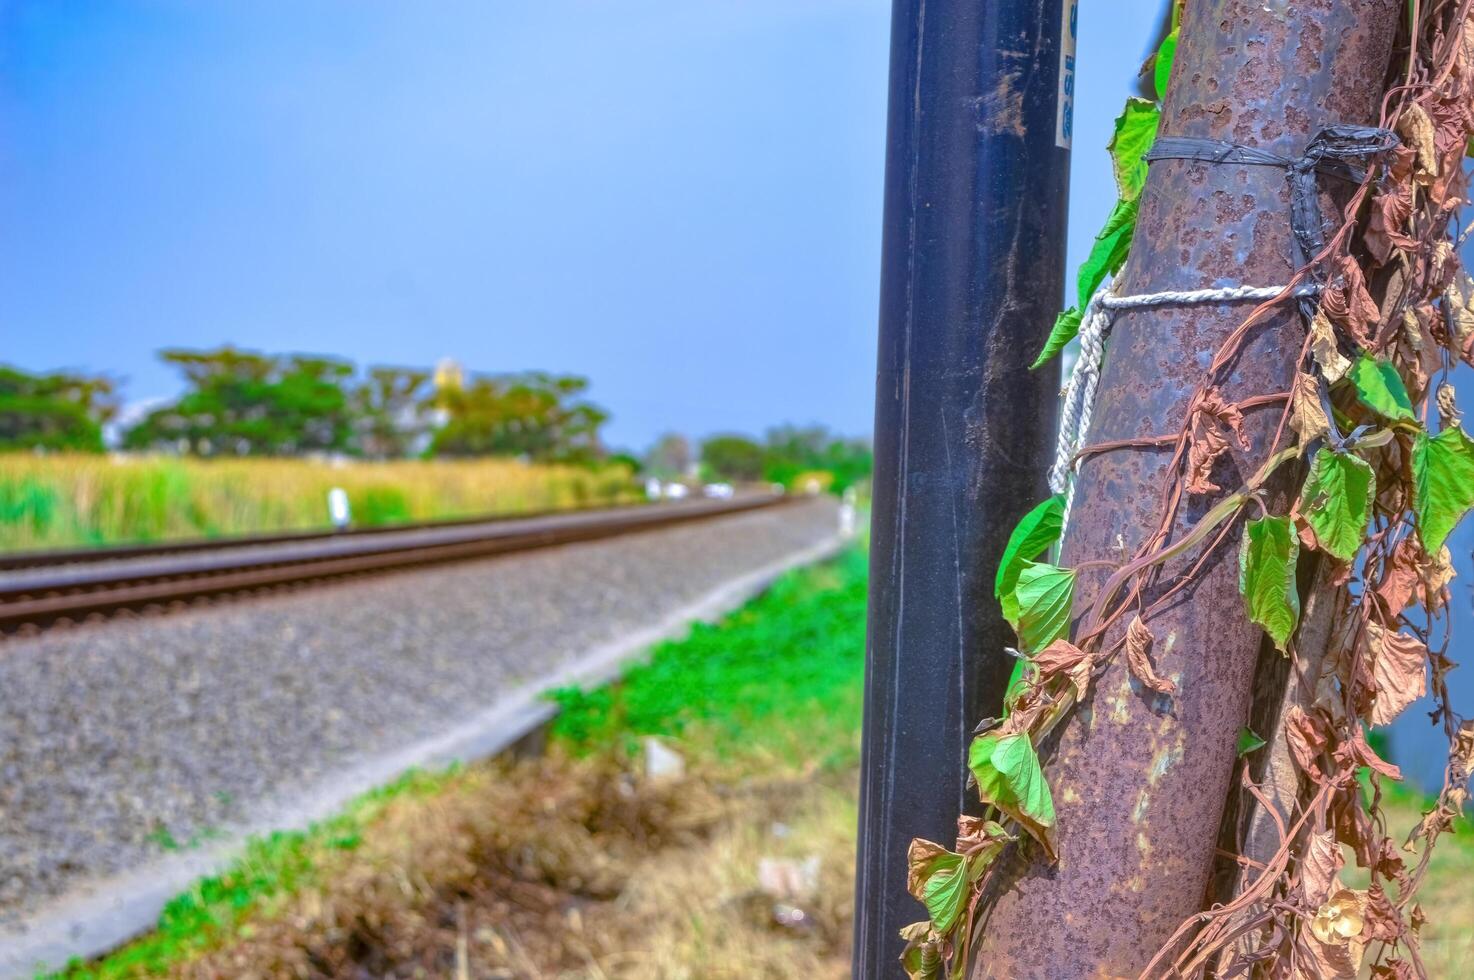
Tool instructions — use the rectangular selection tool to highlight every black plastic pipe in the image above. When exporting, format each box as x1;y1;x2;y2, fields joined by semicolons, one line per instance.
852;0;1073;973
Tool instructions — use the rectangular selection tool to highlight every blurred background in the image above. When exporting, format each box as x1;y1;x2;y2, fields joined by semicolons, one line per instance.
1;1;1470;977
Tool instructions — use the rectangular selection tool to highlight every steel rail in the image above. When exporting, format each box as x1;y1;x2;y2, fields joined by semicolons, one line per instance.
0;498;658;571
0;494;792;631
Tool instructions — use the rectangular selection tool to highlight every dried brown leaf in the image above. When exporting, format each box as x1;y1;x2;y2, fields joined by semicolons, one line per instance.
1372;835;1409;891
1309;310;1352;382
1338;725;1403;781
1396;102;1438;179
1363;621;1428;727
1437;380;1461;428
1321;256;1381;345
1289;371;1330;445
1451;719;1474;786
1184;390;1247;496
1032;639;1093;701
1370;960;1416;980
1394;307;1441;402
1284;705;1331;782
1374;535;1424;616
1125;615;1174;694
955;815;1012;854
1366;181;1418;265
1361;882;1401;943
1298;831;1344;907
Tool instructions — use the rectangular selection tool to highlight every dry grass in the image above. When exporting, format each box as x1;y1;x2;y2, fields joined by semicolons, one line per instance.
0;453;636;550
162;749;855;979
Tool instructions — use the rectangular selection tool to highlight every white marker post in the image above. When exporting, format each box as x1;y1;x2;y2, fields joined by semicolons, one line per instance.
327;487;351;530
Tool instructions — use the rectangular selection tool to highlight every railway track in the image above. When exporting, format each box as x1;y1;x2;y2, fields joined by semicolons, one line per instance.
0;494;791;632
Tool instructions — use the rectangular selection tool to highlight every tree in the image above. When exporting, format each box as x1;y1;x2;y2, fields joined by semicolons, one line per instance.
428;371;608;463
123;347;356;456
645;432;693;479
352;366;432;458
699;434;765;482
761;424;872;492
0;365;118;452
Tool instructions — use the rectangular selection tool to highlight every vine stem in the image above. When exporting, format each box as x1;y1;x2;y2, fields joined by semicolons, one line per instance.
1079;445;1301;643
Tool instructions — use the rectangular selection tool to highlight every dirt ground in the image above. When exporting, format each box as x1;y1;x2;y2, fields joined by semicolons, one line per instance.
165;750;856;979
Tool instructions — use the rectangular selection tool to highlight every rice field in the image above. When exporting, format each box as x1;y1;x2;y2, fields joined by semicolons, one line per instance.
0;453;639;551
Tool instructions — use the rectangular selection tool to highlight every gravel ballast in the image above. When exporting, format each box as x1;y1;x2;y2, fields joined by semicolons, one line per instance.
0;497;841;925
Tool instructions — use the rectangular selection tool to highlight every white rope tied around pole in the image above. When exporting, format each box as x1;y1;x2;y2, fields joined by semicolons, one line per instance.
1049;279;1320;533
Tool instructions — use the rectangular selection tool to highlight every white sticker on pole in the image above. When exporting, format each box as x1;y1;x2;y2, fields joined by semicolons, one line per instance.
1056;0;1078;149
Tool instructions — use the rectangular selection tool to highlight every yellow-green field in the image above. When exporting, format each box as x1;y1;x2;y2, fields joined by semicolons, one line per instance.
0;453;638;550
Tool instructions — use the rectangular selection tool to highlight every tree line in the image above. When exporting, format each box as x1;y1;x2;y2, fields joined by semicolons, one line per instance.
3;347;606;463
648;426;872;493
1;349;871;489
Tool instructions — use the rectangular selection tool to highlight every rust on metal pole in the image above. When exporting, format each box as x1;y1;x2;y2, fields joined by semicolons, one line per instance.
971;1;1399;975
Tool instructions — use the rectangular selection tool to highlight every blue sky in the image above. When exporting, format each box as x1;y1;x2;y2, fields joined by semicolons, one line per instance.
0;0;1163;450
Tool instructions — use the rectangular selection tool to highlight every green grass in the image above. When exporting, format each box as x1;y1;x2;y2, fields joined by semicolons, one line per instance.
549;546;868;769
62;547;869;978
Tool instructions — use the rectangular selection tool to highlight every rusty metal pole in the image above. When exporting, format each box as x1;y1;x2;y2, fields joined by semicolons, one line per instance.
855;0;1074;974
970;1;1399;976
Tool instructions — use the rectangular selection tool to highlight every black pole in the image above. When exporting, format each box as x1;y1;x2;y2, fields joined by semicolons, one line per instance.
853;0;1073;973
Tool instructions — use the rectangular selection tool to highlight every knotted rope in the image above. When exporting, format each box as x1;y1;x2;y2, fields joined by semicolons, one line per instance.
1049;280;1319;532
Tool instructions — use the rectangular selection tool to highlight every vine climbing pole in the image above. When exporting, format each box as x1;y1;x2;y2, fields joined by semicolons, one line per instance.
970;1;1401;976
854;0;1072;973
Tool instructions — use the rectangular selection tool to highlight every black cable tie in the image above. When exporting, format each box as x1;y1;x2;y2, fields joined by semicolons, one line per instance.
1143;127;1400;286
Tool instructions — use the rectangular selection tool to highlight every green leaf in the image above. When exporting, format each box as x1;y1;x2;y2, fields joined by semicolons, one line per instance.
1010;561;1076;653
1074;196;1139;312
1154;28;1178;101
1002;656;1029;717
1237;727;1267;756
1109;97;1160;201
1300;449;1375;562
969;732;1056;852
919;853;969;934
1412;426;1474;553
1032;196;1140;370
995;495;1065;601
1238;515;1300;652
1348;355;1414;421
1031;307;1083;370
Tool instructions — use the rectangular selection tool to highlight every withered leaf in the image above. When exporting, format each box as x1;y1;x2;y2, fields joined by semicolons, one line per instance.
1032;638;1093;701
1299;831;1344;908
1338;725;1403;781
1125;615;1175;694
1294;928;1362;980
1361;882;1402;943
1372;835;1409;891
1370;961;1416;980
1284;705;1330;782
1366;181;1418;265
955;814;1013;856
1373;535;1425;616
1394;307;1441;403
1364;621;1428;726
1438;380;1462;429
1309;310;1353;382
1321;256;1381;345
1290;371;1331;445
1184;390;1248;495
1446;273;1474;346
1397;102;1439;179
